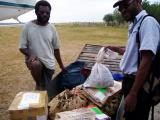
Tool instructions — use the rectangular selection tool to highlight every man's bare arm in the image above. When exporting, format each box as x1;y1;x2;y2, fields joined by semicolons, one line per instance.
54;49;65;70
19;48;30;57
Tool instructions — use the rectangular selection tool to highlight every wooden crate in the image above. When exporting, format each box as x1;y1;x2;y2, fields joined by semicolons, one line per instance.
77;44;123;73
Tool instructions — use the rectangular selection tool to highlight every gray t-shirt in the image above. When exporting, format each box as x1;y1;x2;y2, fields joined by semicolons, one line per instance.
19;21;60;70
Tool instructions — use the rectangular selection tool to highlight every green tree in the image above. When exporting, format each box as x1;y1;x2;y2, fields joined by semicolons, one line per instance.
113;9;124;25
142;0;160;21
103;14;114;25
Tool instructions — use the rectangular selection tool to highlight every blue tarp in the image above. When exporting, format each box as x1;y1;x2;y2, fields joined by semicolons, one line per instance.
48;61;86;99
58;61;86;89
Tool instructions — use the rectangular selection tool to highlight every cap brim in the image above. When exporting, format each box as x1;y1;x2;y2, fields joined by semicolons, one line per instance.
113;0;123;8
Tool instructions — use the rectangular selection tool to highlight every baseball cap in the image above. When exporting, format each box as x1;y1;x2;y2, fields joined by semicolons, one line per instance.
113;0;125;8
113;0;141;8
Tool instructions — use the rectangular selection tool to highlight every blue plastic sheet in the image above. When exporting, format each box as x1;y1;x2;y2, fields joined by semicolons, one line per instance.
56;61;86;89
111;71;124;81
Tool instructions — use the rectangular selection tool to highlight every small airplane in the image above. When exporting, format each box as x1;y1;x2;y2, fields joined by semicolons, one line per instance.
0;0;36;23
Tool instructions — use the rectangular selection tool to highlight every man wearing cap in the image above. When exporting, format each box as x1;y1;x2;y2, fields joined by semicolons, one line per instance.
109;0;160;120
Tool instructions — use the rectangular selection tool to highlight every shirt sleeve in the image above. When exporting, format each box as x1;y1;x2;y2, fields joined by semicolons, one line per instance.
19;24;28;49
51;25;60;49
139;16;160;55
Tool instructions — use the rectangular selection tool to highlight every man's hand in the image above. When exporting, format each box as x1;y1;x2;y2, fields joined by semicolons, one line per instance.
124;93;137;112
28;54;37;63
105;46;125;55
27;54;38;69
61;65;67;73
105;46;119;52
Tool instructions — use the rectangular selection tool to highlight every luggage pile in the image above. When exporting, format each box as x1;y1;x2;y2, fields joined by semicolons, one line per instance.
8;44;124;120
48;85;122;120
48;44;123;120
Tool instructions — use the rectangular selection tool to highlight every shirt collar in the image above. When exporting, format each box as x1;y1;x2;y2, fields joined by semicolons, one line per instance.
129;10;148;34
135;10;147;22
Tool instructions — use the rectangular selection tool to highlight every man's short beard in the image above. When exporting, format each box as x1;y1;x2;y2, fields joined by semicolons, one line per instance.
37;16;49;24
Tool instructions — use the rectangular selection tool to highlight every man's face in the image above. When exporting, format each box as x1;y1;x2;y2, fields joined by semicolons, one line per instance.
36;5;50;24
118;0;136;21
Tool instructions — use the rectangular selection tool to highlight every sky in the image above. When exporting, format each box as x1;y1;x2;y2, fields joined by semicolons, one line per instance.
0;0;159;23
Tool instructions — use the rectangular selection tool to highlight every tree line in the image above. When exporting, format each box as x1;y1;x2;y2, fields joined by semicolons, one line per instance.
103;0;160;26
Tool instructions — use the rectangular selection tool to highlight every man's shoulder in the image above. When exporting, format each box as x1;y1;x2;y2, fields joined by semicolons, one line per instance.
48;23;57;32
24;21;34;28
143;15;159;24
48;23;56;28
140;15;160;29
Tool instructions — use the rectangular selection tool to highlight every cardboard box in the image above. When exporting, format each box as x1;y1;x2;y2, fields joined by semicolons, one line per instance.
82;81;122;107
55;106;110;120
55;108;95;120
8;91;48;120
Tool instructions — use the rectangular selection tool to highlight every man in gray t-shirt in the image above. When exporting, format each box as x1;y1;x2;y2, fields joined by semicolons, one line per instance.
19;0;65;91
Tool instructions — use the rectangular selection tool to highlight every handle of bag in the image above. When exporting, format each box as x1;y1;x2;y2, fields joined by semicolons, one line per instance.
96;47;105;63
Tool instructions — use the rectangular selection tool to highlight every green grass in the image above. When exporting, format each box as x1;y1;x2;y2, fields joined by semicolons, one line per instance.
57;24;127;46
56;24;127;66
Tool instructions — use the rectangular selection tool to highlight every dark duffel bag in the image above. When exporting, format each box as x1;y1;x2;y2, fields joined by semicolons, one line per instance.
55;61;86;90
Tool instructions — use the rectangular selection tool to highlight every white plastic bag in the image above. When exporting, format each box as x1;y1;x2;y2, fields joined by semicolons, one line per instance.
105;48;119;60
83;47;114;88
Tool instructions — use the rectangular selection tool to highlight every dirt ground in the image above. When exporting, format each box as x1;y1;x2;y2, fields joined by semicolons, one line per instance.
0;25;160;120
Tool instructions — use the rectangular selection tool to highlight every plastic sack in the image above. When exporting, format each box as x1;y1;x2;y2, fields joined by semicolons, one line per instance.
105;48;119;60
83;47;114;88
